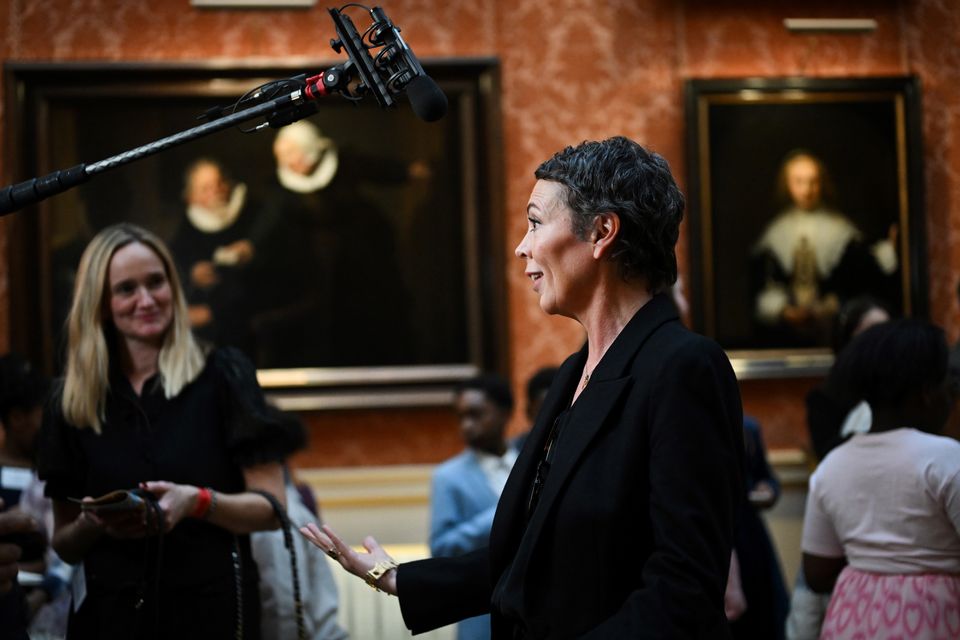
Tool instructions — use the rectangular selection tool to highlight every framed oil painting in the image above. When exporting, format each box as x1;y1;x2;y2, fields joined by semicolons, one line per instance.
684;76;925;378
3;60;505;406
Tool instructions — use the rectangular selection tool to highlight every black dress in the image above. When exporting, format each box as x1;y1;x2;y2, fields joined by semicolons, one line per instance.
37;347;291;640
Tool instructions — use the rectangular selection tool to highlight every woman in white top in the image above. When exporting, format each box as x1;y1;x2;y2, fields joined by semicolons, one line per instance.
801;319;960;639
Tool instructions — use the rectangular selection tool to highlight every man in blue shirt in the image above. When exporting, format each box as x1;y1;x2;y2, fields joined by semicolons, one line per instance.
429;374;518;640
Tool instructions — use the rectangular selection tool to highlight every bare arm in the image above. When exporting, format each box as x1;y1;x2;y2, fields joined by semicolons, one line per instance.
50;500;105;565
210;461;286;533
803;552;846;594
144;461;286;535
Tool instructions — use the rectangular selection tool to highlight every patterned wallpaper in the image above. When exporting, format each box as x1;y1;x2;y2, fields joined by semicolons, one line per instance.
2;0;959;463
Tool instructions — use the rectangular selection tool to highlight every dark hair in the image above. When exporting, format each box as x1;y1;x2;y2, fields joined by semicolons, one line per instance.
832;295;891;354
182;157;232;200
526;367;558;406
828;318;947;412
0;354;49;425
456;373;514;412
535;136;684;292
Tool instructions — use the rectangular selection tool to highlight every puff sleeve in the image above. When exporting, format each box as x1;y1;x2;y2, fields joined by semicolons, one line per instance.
212;347;305;467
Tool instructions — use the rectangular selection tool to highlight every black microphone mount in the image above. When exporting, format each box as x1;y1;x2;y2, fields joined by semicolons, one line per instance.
0;4;446;216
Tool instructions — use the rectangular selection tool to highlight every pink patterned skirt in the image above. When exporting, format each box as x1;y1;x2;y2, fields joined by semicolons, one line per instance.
820;566;960;639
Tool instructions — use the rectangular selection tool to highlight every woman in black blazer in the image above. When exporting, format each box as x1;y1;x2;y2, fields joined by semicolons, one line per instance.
302;136;744;639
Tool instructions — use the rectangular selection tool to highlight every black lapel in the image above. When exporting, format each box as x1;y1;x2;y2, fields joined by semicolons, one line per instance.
489;347;584;568
494;293;679;575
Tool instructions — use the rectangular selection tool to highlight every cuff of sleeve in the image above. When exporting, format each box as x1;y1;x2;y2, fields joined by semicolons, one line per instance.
871;240;898;274
756;285;789;324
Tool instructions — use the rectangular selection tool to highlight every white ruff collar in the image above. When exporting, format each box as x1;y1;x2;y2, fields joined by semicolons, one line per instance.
186;183;247;233
276;148;339;194
754;207;860;277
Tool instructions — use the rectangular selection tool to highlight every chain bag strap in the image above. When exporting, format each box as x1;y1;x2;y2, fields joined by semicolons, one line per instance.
250;489;306;640
128;488;164;639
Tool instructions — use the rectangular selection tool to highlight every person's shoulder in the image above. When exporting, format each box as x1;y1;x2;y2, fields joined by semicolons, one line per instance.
204;346;261;392
434;450;476;477
637;323;736;389
652;322;729;365
208;345;255;372
809;437;857;487
902;429;960;456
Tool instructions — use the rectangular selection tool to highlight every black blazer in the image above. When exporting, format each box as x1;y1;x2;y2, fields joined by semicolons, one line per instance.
399;294;744;638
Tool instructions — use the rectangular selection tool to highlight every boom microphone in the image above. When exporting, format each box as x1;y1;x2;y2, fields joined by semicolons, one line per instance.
0;4;447;214
406;75;448;122
324;5;448;122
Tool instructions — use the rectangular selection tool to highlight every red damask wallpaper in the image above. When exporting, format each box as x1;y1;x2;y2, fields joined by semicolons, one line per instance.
2;0;959;465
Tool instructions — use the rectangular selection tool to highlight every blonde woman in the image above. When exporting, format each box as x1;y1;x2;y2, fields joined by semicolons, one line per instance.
37;223;289;639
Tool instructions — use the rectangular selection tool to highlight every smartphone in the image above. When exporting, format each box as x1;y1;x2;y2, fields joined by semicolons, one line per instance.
68;489;145;513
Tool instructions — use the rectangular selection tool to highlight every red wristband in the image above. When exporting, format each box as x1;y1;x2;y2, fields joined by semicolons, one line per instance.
192;487;212;519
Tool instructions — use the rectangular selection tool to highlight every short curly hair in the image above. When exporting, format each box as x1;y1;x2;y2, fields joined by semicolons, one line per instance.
534;136;684;292
831;318;947;414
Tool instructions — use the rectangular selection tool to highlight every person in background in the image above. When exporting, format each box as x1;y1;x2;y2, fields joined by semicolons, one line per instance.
302;136;743;638
250;414;347;640
0;354;47;510
785;295;892;640
513;366;557;451
801;319;960;639
0;354;51;639
667;252;787;638
0;506;39;640
0;354;72;639
430;373;518;640
729;416;789;640
37;223;289;639
805;295;892;464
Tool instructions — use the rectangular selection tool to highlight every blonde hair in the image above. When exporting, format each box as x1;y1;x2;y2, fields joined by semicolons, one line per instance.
62;223;205;433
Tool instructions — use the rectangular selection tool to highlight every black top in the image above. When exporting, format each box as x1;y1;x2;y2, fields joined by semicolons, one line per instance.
398;294;744;639
37;347;290;639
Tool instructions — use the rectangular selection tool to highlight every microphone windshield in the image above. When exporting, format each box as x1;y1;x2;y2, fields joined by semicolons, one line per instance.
406;75;448;122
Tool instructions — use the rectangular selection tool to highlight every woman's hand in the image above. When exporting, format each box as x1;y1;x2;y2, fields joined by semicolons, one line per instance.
142;481;199;533
300;523;399;596
80;500;144;539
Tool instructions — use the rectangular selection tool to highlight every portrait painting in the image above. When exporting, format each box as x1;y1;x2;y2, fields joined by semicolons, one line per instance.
4;60;504;400
684;77;926;376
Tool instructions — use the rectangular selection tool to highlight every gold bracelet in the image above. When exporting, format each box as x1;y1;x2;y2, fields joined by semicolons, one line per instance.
364;560;398;592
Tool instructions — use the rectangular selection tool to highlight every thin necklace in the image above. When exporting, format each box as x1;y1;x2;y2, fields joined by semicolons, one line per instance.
581;369;591;391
